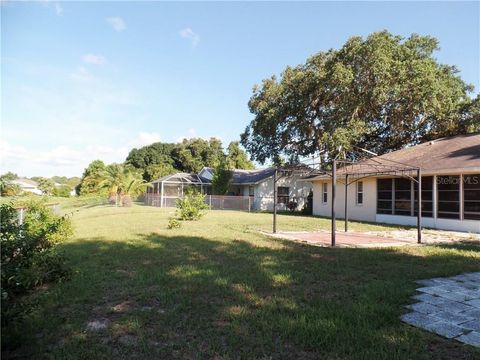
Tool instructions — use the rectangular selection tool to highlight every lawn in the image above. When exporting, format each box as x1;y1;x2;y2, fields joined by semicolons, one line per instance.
3;204;480;359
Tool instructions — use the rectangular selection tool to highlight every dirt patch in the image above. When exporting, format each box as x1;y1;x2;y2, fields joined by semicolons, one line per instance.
111;301;132;313
86;318;110;332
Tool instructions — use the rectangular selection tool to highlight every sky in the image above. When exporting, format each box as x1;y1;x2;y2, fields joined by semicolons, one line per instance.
1;1;479;177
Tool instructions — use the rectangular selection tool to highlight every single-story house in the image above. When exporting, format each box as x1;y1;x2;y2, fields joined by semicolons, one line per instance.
304;133;480;233
146;167;312;211
11;178;42;195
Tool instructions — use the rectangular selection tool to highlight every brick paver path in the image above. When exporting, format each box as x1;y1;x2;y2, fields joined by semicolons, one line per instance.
401;272;480;347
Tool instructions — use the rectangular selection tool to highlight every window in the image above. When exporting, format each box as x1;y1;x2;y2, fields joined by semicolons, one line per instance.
277;186;289;204
356;181;363;205
377;179;393;214
322;183;328;204
437;175;460;219
464;174;480;220
394;178;411;216
414;176;433;218
249;186;255;197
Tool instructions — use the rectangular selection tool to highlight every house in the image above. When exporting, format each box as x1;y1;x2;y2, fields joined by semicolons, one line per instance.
304;133;480;233
146;167;312;211
11;178;42;195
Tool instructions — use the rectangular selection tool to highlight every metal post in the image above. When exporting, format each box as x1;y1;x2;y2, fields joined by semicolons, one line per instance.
160;182;164;208
417;169;422;244
331;160;336;247
273;168;277;233
344;174;348;232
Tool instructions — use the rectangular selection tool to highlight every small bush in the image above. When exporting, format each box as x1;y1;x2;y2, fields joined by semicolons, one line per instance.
1;201;73;325
122;195;133;207
175;191;208;221
167;217;181;229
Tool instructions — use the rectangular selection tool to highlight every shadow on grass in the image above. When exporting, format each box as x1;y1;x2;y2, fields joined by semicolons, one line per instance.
3;234;480;360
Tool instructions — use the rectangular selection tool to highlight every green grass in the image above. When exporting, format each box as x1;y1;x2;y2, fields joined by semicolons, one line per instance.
3;204;480;359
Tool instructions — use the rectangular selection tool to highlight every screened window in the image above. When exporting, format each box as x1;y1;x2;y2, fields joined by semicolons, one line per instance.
377;179;393;214
437;175;460;219
322;183;328;204
356;181;363;205
394;178;412;216
464;174;480;220
414;176;433;218
277;186;289;204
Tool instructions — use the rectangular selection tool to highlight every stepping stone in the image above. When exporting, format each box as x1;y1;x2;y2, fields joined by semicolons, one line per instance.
462;320;480;332
438;291;476;302
461;308;480;318
401;312;439;328
434;311;473;325
413;293;446;305
424;321;465;339
405;302;441;315
465;299;480;309
456;331;480;347
436;299;473;314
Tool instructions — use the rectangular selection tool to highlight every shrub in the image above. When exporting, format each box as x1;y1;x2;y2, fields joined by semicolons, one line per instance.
302;189;313;215
167;217;181;229
122;195;133;207
1;201;73;325
176;191;208;221
287;200;298;212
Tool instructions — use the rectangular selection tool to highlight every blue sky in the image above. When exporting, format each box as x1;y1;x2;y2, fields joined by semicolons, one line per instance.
1;1;479;177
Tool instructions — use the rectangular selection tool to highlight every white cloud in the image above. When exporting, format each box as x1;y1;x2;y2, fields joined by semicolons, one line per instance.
106;17;126;32
55;3;63;16
82;54;107;65
127;132;162;149
0;132;163;177
179;27;200;48
69;66;95;83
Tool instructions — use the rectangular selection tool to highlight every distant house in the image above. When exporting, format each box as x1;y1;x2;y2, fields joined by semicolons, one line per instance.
11;178;42;195
305;133;480;233
146;167;312;211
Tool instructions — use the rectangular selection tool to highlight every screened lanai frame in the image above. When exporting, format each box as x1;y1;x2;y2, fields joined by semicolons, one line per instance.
271;156;423;247
146;173;210;208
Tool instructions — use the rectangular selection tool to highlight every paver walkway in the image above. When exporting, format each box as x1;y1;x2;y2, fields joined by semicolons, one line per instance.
401;272;480;347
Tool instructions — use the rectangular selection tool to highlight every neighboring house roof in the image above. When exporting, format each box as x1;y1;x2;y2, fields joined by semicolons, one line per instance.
151;173;210;184
305;133;480;180
230;168;277;185
12;178;39;187
152;167;279;185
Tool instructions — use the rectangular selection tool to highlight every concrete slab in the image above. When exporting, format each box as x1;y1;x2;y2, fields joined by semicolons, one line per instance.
434;311;473;325
405;302;442;315
457;331;480;347
424;321;466;339
401;312;439;328
465;299;480;309
462;320;480;332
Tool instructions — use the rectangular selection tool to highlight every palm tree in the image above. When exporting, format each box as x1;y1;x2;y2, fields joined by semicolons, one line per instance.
85;164;147;206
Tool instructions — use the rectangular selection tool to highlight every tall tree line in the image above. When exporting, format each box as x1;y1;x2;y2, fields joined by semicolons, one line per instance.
77;138;254;195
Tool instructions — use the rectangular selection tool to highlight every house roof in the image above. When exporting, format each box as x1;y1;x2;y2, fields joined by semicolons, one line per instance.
305;133;480;180
151;173;210;184
12;178;39;187
152;167;278;185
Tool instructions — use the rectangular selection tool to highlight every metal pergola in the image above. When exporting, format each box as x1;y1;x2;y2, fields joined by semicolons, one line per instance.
271;156;423;247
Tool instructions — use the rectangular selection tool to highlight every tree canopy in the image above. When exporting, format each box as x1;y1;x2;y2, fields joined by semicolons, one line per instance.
125;138;254;181
241;31;476;164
